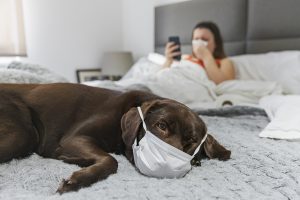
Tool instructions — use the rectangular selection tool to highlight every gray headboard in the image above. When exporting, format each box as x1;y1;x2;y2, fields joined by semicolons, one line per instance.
155;0;300;56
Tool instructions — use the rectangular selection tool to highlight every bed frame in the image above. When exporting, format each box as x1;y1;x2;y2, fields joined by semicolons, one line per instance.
155;0;300;56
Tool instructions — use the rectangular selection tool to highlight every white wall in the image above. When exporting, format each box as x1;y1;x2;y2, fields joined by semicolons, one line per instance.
22;0;123;82
122;0;154;61
122;0;191;61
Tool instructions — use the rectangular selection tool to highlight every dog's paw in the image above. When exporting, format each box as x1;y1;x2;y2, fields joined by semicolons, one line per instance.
56;178;80;194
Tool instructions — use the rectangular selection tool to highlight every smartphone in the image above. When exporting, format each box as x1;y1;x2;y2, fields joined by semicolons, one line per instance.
168;36;181;61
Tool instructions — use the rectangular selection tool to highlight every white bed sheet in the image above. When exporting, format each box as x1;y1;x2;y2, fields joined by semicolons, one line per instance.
259;95;300;140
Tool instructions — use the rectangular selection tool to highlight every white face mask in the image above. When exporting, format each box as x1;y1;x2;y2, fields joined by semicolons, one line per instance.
192;39;208;47
132;107;208;178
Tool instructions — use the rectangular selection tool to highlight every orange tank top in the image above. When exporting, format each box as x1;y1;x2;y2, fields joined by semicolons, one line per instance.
184;55;221;68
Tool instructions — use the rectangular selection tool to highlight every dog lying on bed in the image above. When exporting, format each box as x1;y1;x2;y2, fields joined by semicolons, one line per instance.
0;83;230;193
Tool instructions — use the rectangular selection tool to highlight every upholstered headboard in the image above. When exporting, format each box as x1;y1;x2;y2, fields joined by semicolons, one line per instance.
155;0;300;56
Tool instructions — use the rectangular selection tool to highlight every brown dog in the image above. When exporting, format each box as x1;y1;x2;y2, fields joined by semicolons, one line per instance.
0;83;230;193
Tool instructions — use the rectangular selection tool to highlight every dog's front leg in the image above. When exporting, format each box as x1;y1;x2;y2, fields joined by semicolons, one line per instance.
55;136;118;194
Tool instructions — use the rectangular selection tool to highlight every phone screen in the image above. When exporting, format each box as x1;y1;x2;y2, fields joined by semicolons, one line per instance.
168;36;181;60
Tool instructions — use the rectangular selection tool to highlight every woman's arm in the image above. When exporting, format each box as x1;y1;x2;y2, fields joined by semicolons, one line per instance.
194;47;235;84
203;55;235;84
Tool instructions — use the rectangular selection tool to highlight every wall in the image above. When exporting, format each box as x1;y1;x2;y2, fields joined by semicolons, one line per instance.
122;0;154;61
122;0;191;61
22;0;123;82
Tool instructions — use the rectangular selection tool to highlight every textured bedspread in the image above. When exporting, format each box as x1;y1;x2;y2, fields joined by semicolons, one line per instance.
0;61;68;83
1;106;300;199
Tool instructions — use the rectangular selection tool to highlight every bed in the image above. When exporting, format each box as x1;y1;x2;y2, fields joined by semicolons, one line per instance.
1;0;300;199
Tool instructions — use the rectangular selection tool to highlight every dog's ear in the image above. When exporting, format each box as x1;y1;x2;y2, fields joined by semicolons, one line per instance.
121;100;158;161
121;107;141;149
203;134;231;161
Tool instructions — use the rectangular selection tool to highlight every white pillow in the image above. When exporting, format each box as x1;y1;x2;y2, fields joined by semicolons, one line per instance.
147;52;166;66
121;53;180;80
121;57;164;80
231;51;300;94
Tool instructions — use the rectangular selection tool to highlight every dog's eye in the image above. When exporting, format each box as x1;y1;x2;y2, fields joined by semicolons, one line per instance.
156;122;167;131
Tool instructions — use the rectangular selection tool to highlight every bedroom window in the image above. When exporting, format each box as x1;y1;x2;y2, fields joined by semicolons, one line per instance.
0;0;27;57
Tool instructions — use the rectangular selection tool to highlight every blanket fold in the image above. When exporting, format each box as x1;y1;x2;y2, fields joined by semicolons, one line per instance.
259;95;300;139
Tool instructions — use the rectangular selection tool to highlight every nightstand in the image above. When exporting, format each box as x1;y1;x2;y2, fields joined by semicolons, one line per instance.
99;75;122;81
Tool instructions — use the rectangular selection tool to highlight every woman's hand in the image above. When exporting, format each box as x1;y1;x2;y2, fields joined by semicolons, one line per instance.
193;45;235;84
163;42;181;68
193;45;213;61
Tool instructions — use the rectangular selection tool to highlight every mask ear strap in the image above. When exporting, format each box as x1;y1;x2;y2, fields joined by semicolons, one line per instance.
135;107;148;146
192;133;208;157
137;107;148;131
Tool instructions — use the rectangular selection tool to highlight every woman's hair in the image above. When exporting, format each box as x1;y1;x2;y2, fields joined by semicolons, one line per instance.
192;21;226;59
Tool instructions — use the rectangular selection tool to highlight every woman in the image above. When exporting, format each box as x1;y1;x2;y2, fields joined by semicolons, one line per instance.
163;21;235;84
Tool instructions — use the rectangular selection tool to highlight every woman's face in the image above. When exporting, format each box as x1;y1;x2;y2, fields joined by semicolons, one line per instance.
192;28;216;54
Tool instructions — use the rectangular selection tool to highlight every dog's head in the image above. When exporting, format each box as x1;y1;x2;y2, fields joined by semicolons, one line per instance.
121;99;230;165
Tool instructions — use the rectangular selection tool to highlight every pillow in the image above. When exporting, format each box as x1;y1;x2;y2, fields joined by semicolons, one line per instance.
231;51;300;94
121;53;177;80
147;52;166;66
121;57;164;80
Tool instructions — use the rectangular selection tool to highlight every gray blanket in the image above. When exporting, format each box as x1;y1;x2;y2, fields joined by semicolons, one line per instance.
1;106;299;199
0;61;68;83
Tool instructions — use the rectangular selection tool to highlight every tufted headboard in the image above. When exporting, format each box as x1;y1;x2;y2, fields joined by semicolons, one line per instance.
155;0;300;56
